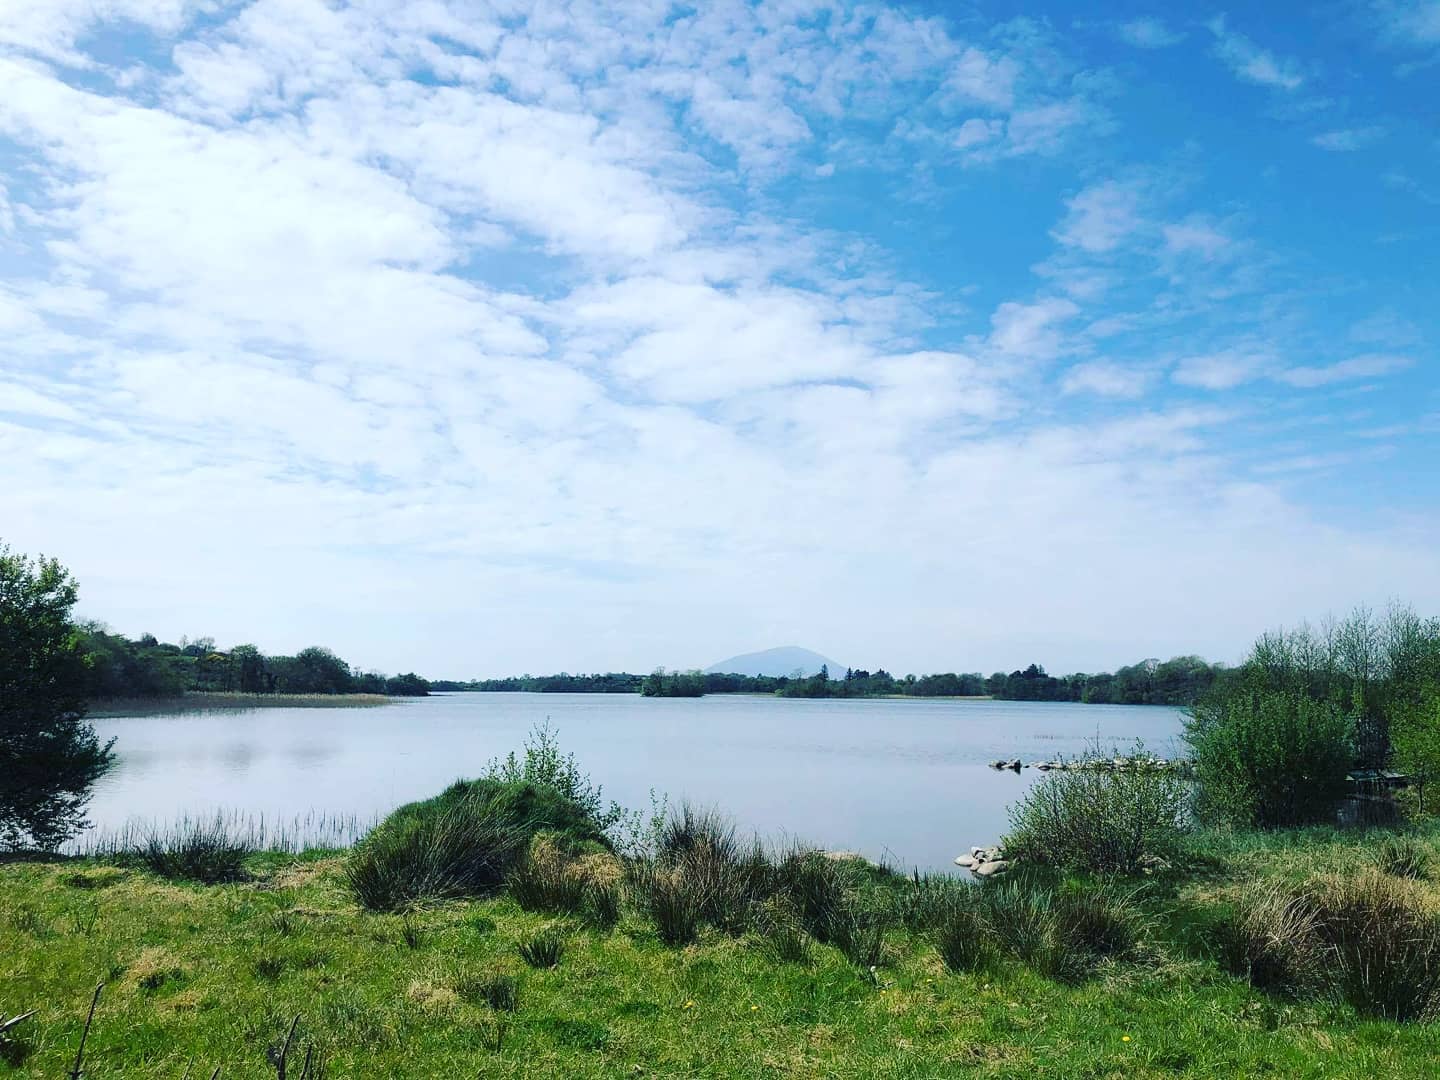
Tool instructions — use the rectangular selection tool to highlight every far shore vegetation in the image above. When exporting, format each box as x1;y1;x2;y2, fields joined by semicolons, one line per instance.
6;542;1440;1074
447;654;1229;706
75;624;430;704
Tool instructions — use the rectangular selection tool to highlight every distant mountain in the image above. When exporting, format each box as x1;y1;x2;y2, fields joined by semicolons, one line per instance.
705;646;844;679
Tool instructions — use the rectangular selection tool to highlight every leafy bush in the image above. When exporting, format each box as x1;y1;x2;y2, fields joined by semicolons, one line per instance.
346;789;529;912
483;722;632;843
1186;690;1354;828
1003;743;1190;873
129;819;252;884
517;926;567;969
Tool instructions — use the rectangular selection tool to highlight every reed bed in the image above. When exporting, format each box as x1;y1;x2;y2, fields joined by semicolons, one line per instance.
88;693;390;717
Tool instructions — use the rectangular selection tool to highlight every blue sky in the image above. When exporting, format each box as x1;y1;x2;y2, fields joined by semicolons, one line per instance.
0;1;1436;678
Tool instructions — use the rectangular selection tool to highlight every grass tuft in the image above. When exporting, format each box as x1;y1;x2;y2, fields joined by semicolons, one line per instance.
517;926;567;969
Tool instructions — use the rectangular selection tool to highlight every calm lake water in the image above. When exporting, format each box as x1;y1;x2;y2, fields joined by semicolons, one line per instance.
85;693;1186;871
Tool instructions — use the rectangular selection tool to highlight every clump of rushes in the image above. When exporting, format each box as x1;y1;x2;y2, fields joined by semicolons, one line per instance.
455;971;519;1012
1220;882;1327;996
517;926;567;969
507;834;589;914
626;860;704;947
1310;871;1440;1021
346;790;528;912
1373;834;1430;880
126;817;252;884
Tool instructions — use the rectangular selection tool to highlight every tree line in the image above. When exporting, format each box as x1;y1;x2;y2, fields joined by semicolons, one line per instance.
77;624;430;699
437;656;1230;705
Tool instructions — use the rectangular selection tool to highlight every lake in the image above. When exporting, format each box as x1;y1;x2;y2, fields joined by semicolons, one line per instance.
84;692;1186;871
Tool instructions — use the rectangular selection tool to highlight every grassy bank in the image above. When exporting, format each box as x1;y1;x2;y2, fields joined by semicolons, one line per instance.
4;824;1440;1078
87;693;391;717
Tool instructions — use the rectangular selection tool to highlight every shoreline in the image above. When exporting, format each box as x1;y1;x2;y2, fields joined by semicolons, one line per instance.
87;692;393;717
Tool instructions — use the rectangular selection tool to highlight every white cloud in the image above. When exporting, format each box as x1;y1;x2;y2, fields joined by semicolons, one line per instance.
1371;1;1440;50
1207;16;1305;90
1162;220;1232;259
1311;127;1385;151
1060;361;1153;398
1116;18;1185;49
1173;350;1275;390
1052;181;1143;253
987;298;1080;360
1278;354;1414;388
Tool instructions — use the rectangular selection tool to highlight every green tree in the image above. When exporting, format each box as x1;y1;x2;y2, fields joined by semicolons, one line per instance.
0;546;115;850
1186;689;1353;827
228;644;267;693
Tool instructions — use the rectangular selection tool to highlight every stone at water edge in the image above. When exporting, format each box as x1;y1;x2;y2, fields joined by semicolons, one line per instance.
954;854;978;868
973;859;1010;878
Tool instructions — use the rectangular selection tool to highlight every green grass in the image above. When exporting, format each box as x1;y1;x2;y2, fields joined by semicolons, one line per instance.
6;826;1440;1076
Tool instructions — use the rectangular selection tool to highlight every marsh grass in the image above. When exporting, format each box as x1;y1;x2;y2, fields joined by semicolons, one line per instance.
87;693;390;717
1224;871;1440;1020
69;809;371;859
1310;871;1440;1021
1373;833;1430;879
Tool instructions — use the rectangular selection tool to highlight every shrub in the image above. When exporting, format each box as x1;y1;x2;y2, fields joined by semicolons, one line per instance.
1373;834;1430;880
346;789;529;912
1002;743;1190;873
482;722;632;842
129;818;251;884
517;927;567;969
1186;690;1353;828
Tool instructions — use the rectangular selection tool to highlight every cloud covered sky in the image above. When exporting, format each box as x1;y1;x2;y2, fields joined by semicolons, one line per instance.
1;0;1437;678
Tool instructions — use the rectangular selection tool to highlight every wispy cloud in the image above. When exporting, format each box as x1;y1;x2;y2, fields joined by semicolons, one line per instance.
1311;126;1385;151
1207;15;1306;90
1278;354;1414;388
1116;18;1185;49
